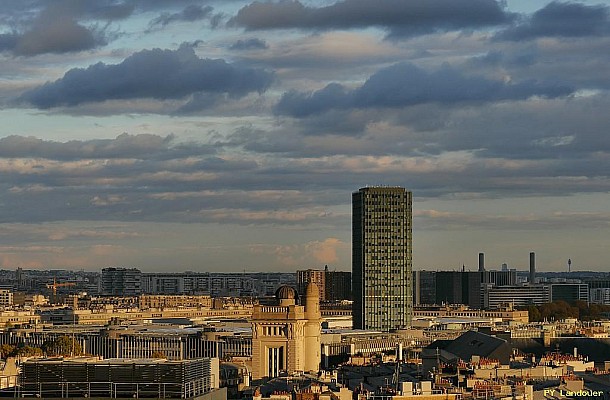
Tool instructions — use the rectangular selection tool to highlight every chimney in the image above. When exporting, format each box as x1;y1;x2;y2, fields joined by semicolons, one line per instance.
529;252;536;284
478;252;485;272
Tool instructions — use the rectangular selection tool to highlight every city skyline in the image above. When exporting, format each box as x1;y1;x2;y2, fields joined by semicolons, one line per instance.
1;0;610;272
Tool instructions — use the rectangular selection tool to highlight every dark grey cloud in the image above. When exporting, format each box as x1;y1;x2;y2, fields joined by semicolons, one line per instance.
0;1;225;56
0;133;215;161
0;33;19;52
229;0;514;38
15;20;105;56
2;111;610;226
439;93;610;160
464;33;610;92
0;3;109;56
470;49;539;69
148;5;214;29
230;38;268;50
497;1;610;40
275;62;573;118
76;1;135;20
20;44;274;109
175;92;225;114
0;0;191;22
275;84;351;118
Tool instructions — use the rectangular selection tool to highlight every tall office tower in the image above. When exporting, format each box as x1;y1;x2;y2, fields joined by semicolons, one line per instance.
478;253;485;272
529;252;536;284
352;186;413;331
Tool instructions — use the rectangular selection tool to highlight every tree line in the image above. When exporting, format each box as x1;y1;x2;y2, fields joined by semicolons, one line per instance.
523;300;610;322
0;336;82;359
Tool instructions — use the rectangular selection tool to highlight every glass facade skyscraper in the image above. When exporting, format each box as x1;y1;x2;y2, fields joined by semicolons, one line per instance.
352;186;413;331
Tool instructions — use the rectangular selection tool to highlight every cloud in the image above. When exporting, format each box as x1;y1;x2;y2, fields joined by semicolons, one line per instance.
230;38;268;50
0;222;143;243
148;5;214;29
497;1;610;41
230;0;514;38
306;237;346;264
0;33;19;53
81;2;135;20
274;62;574;117
0;133;214;160
15;20;105;56
253;237;348;268
0;3;109;56
174;92;226;114
19;44;274;109
416;209;610;230
0;0;193;22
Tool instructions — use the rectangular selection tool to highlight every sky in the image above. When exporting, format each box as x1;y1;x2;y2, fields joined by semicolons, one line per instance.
1;0;609;273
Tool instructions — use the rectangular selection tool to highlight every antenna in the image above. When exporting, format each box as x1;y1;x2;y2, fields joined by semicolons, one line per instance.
568;259;572;273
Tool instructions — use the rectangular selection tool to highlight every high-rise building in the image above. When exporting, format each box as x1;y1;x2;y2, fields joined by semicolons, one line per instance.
324;267;352;302
101;267;142;296
296;269;326;300
413;270;436;305
352;186;413;331
296;266;352;302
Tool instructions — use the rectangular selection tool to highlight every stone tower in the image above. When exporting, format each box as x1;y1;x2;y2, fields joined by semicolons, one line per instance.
250;285;321;380
303;281;321;373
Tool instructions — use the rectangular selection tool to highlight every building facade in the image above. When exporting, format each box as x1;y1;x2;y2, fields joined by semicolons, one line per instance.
324;268;352;302
0;289;13;307
585;278;610;305
590;288;610;305
250;283;321;380
413;270;436;306
19;357;219;399
140;272;296;297
296;267;352;302
435;269;517;308
101;267;142;296
483;285;550;309
549;283;589;303
296;269;326;301
352;186;413;331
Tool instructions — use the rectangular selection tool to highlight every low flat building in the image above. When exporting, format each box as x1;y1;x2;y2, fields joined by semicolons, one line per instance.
482;285;550;309
549;283;589;303
414;305;528;324
18;357;220;399
38;304;253;325
0;309;41;327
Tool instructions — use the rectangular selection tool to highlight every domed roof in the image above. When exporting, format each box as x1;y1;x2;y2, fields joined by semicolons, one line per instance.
275;285;298;301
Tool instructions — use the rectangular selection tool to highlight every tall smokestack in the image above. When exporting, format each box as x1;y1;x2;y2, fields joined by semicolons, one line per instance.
529;252;536;284
478;252;485;272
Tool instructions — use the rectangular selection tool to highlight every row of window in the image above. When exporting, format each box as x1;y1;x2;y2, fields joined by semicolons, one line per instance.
262;325;287;336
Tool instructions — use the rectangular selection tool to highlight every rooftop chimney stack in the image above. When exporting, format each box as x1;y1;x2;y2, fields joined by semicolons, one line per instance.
478;252;485;272
529;252;536;284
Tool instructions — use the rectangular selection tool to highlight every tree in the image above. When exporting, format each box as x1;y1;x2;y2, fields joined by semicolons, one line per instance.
14;346;43;357
527;305;541;322
42;336;83;357
151;351;166;359
0;344;15;359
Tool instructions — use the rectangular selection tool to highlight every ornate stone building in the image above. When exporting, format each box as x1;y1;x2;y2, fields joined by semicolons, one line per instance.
250;282;321;380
